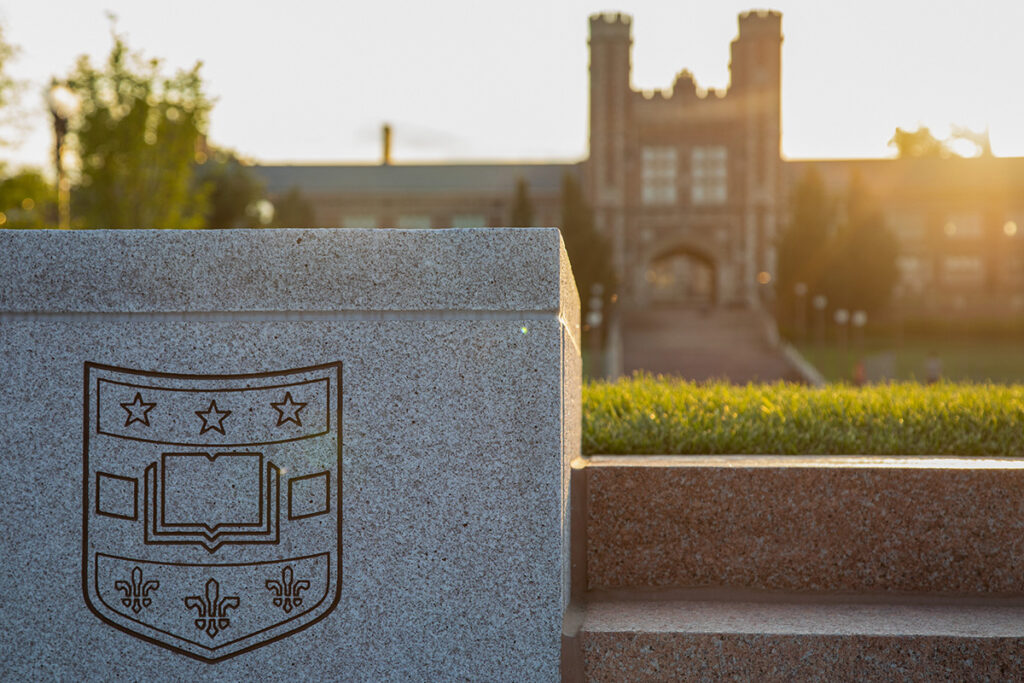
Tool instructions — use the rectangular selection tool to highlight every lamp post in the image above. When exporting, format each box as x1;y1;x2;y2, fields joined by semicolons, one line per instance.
47;82;80;230
851;310;867;351
812;294;827;346
834;308;850;352
585;283;605;379
793;282;808;341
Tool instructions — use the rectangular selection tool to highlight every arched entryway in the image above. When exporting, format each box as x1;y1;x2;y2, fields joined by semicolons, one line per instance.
642;243;719;307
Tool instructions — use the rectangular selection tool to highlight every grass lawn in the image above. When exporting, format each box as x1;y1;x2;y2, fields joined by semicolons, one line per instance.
796;338;1024;384
583;374;1024;456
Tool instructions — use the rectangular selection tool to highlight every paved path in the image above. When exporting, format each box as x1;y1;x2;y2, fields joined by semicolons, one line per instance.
619;306;801;383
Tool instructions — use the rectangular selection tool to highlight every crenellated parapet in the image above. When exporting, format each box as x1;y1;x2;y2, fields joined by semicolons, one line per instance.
589;12;632;27
588;12;633;41
672;70;698;97
734;9;784;57
585;9;784;310
738;8;782;32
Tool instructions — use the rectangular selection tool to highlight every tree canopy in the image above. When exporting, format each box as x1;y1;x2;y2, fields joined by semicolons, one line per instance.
0;28;274;231
821;176;899;314
271;187;316;228
560;172;617;338
776;168;898;325
195;148;267;229
776;166;833;303
0;26;26;148
0;28;55;227
888;126;950;159
889;125;991;159
0;169;55;228
65;32;211;228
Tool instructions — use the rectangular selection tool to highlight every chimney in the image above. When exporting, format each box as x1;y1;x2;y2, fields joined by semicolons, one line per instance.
382;123;392;166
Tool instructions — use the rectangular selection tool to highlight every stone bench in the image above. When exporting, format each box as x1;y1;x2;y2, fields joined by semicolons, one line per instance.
566;455;1024;680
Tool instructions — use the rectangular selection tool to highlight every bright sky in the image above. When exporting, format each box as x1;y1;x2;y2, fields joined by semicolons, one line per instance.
2;0;1023;170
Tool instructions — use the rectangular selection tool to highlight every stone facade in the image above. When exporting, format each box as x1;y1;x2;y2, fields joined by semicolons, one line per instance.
253;10;1024;317
255;163;573;231
586;11;782;307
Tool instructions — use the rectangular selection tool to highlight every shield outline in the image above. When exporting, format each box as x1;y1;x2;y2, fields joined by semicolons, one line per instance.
81;361;342;663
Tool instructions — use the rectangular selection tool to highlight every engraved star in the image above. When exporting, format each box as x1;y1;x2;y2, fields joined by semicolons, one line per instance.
195;400;231;435
120;392;156;427
271;391;307;427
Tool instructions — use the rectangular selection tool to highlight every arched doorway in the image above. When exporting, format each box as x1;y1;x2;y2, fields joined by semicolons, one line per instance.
643;243;718;307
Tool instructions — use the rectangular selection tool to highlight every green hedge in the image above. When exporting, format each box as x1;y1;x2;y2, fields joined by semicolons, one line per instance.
583;374;1024;456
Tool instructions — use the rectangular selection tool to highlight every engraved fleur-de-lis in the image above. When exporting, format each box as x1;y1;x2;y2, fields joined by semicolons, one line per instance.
265;565;310;613
114;566;159;614
184;578;240;638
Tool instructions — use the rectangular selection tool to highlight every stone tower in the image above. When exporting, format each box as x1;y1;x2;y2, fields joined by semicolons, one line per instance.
586;13;632;278
584;10;784;309
730;10;783;303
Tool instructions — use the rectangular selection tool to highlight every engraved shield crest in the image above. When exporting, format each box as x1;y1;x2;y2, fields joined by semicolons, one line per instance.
82;362;342;662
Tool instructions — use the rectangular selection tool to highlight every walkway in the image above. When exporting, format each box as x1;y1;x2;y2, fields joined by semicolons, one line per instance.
618;305;801;382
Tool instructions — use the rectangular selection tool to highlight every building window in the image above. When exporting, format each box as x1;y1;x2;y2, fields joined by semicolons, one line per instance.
691;146;727;205
341;215;377;229
451;214;487;228
942;255;984;287
1004;256;1024;283
888;211;925;244
641;146;677;205
943;213;981;238
396;215;432;229
896;255;931;293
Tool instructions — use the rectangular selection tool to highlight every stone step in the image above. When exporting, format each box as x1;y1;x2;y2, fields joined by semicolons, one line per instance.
566;596;1024;681
577;456;1024;596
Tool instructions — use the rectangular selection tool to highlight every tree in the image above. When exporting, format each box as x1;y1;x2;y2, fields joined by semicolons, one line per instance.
64;32;211;228
776;169;898;330
0;26;16;110
271;187;316;228
888;126;950;159
0;25;28;147
0;29;55;228
821;176;899;314
949;125;992;157
0;169;56;228
888;125;991;159
194;148;267;229
560;172;616;339
776;167;834;318
508;177;534;227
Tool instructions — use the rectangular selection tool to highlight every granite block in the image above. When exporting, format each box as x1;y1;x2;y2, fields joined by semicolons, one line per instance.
585;455;1024;595
0;228;580;681
581;630;1024;681
578;599;1024;681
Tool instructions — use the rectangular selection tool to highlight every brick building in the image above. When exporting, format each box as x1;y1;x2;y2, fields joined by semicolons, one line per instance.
786;156;1024;316
254;10;1024;317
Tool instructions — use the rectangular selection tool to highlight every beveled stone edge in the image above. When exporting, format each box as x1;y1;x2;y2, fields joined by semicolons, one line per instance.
583;454;1024;469
0;228;578;321
579;597;1024;637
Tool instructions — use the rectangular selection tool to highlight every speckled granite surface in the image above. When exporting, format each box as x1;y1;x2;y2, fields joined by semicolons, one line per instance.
585;456;1024;595
580;630;1024;682
0;228;580;681
0;228;572;315
577;599;1024;681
